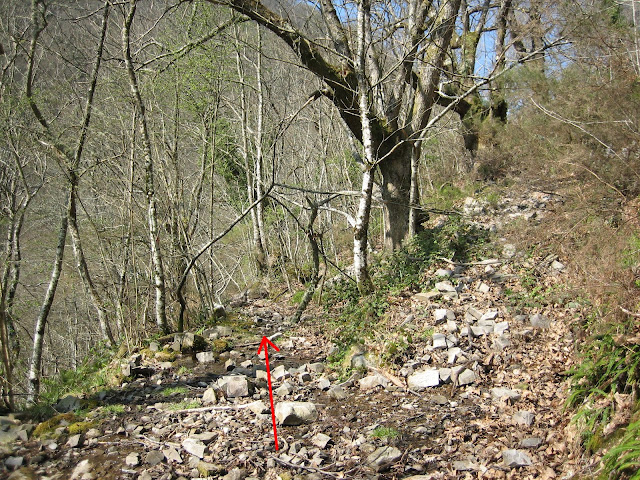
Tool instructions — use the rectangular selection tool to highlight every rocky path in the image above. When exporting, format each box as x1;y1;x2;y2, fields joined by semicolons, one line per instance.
1;190;584;480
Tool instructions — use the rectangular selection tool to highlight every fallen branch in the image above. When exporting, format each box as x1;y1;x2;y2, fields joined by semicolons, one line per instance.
166;403;254;414
436;257;502;267
619;306;640;318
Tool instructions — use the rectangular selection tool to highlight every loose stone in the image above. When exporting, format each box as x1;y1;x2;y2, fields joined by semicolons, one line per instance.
458;369;476;386
366;446;402;472
275;402;318;425
512;411;535;426
502;449;533;468
408;369;440;389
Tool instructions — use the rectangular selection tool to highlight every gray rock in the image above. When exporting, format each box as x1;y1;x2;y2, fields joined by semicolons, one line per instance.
219;375;252;397
530;313;551;329
458;369;476;386
311;433;332;449
359;374;388;391
202;387;217;405
434;309;455;323
453;459;477;471
351;354;367;368
125;452;140;467
307;362;325;373
224;359;236;371
446;334;459;347
214;325;233;337
494;321;509;335
173;332;207;352
466;306;483;321
222;468;247;480
513;411;535;426
70;459;93;480
275;382;293;397
435;281;458;293
66;434;83;448
490;387;522;402
5;457;24;469
408;369;440;389
520;437;543;448
447;347;462;364
413;291;442;302
196;351;215;363
182;437;206;458
272;365;289;380
493;335;512;351
502;449;533;468
435;268;454;277
431;395;449;405
445;320;458;334
366;446;402;472
145;450;164;466
551;260;565;271
328;385;347;400
163;447;183;463
477;283;490;294
247;401;269;415
55;395;82;413
275;401;317;425
317;377;331;391
439;368;452;383
480;311;499;322
432;333;447;349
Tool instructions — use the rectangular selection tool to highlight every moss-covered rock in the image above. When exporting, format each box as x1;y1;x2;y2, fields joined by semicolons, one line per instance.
33;413;76;438
67;420;97;435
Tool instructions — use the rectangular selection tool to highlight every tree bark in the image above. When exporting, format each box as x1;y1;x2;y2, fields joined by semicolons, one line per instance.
353;0;375;292
123;0;169;334
27;212;68;404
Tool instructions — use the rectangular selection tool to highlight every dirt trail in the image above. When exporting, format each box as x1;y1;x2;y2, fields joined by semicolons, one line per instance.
1;191;584;480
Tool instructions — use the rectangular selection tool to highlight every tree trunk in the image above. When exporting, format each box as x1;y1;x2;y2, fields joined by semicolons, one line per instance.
123;0;169;334
27;212;68;404
353;0;375;293
66;179;114;346
378;145;412;251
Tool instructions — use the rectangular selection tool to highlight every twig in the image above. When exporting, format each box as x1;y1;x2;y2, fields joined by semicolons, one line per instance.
166;403;255;414
436;257;502;266
619;306;640;318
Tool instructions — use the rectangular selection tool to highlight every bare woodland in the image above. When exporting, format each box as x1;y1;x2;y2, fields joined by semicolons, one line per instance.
0;0;639;410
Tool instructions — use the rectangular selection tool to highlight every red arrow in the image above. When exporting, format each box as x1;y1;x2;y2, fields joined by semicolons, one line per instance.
257;336;280;451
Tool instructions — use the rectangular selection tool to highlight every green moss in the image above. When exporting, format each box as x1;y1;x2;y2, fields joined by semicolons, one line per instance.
212;338;232;353
371;426;400;440
33;413;76;438
68;421;97;435
154;350;178;362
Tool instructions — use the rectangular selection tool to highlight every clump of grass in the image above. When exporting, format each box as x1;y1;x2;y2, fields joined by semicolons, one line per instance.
167;398;201;411
161;386;188;397
371;426;399;440
602;419;640;479
41;343;114;403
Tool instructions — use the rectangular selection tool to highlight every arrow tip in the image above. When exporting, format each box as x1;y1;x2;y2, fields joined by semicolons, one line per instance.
257;335;280;354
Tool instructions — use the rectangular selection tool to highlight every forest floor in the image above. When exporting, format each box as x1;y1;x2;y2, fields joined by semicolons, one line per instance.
2;187;593;480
